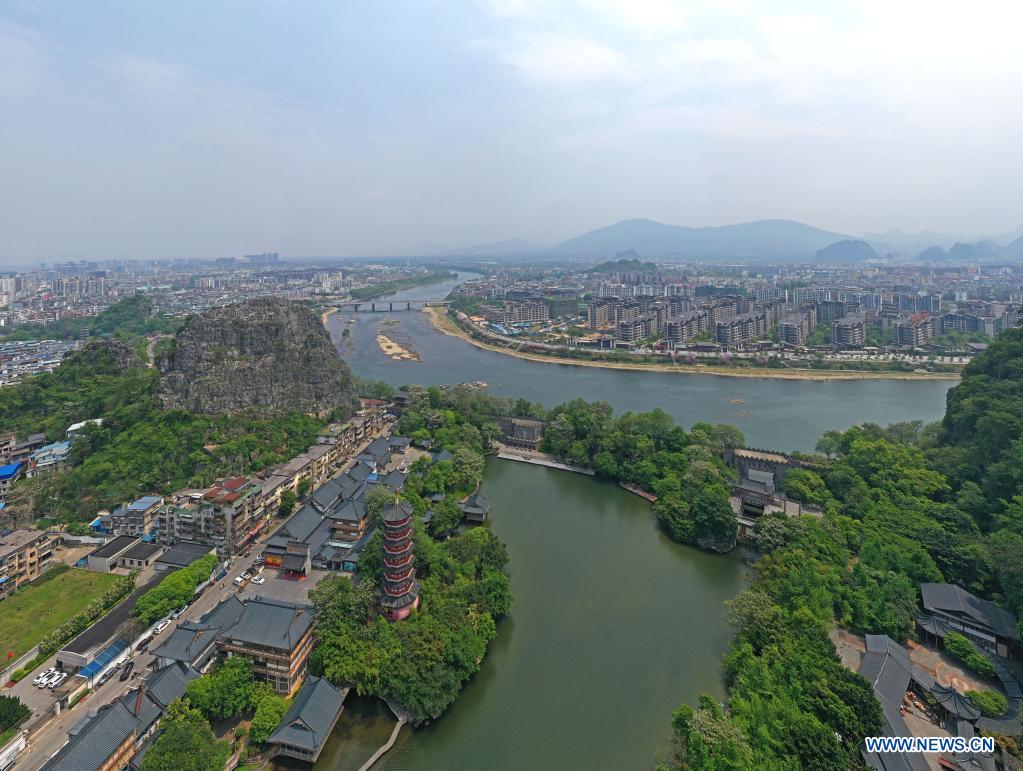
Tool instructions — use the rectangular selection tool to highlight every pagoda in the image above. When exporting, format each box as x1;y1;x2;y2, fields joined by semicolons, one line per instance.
379;499;420;621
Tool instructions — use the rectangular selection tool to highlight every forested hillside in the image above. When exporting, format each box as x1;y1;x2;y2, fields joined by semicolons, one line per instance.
661;329;1023;770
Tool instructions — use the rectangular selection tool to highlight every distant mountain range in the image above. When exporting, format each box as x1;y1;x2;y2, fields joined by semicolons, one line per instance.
424;217;1023;263
548;218;848;261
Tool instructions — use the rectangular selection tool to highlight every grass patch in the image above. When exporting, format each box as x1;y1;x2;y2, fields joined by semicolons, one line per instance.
0;569;121;660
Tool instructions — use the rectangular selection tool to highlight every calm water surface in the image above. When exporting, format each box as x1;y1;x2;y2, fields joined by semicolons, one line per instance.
329;272;953;451
313;272;953;769
315;460;748;771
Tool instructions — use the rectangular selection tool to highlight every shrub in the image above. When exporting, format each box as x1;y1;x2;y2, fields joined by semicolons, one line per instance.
249;694;288;744
132;554;218;625
967;689;1008;717
943;632;996;679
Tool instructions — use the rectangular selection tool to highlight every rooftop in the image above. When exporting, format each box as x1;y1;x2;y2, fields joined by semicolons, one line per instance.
88;535;139;560
155;541;215;569
920;583;1019;640
0;461;23;481
0;528;47;559
221;596;314;651
267;676;345;754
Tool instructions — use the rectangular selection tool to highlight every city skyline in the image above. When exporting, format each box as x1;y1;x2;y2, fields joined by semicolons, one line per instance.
2;1;1022;263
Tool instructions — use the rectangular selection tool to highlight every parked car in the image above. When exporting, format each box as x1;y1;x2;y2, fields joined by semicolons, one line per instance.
154;620;171;634
233;575;246;586
240;571;252;581
119;661;134;681
97;669;115;686
171;605;188;619
254;555;265;564
136;637;152;653
33;668;56;686
38;672;59;689
48;672;68;690
250;575;265;585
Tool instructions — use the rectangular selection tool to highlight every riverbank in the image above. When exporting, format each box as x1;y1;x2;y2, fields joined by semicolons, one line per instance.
425;307;961;382
495;445;594;475
376;333;419;361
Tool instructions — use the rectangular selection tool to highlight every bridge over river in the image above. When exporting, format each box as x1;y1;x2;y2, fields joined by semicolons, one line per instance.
332;299;449;312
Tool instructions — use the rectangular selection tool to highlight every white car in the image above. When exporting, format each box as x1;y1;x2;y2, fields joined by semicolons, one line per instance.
42;672;63;689
233;575;246;586
240;571;252;581
250;575;265;585
48;672;68;690
153;620;171;634
33;667;56;686
171;605;188;619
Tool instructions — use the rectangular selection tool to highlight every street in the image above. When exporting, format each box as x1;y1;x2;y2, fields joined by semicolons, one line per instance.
12;425;390;770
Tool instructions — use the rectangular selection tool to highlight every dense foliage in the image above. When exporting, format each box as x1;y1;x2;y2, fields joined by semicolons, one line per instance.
0;295;180;343
132;555;219;625
249;692;289;744
0;341;322;521
184;657;266;721
0;695;30;736
541;400;741;552
311;526;512;722
140;698;231;771
967;689;1008;717
662;331;1023;769
942;632;996;678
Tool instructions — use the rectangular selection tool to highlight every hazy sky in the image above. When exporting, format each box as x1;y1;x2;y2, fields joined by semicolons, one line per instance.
2;0;1022;263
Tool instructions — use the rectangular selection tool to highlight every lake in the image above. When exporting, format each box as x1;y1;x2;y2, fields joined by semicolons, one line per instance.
311;271;953;769
314;460;749;771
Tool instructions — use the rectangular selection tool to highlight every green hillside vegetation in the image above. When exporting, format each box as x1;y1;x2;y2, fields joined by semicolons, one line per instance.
0;295;180;342
586;257;658;273
660;328;1023;770
0;327;322;523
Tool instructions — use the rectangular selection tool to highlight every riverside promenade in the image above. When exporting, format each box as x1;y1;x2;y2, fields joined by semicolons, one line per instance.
495;446;594;476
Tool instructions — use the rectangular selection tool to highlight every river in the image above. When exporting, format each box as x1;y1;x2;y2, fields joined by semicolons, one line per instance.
327;271;954;452
313;459;748;771
311;271;953;770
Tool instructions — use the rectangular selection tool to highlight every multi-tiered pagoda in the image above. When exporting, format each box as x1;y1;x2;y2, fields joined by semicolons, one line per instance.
379;500;420;621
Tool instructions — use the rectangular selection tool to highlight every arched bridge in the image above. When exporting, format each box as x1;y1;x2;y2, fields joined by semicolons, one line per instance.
331;299;450;313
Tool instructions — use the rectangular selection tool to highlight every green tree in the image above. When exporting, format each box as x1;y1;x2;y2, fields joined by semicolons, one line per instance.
249;693;289;744
184;657;255;720
279;489;297;517
140;699;231;771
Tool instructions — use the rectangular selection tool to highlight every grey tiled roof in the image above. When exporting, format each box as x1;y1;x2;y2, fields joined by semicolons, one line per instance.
41;701;140;771
920;583;1019;640
152;595;244;666
267;676;345;752
144;662;200;709
221;597;314;651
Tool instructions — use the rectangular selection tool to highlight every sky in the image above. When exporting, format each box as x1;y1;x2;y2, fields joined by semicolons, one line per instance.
1;0;1022;263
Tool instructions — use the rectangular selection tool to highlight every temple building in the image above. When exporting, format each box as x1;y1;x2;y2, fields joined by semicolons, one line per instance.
379;500;420;621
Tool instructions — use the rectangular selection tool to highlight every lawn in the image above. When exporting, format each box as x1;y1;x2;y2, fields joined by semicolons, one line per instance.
0;568;122;660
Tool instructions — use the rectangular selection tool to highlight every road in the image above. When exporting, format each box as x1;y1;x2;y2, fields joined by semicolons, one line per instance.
13;424;391;770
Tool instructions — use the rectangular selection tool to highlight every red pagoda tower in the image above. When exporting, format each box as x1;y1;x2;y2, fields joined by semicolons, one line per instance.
379;499;420;621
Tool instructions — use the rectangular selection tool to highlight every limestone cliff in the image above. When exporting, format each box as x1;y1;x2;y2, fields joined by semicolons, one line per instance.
158;298;358;417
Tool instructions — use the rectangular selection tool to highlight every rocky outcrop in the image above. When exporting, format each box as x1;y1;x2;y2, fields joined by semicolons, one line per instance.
158;298;359;417
69;338;143;375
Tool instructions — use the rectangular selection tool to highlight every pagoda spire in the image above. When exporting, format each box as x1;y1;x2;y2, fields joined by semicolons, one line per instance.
379;497;420;621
